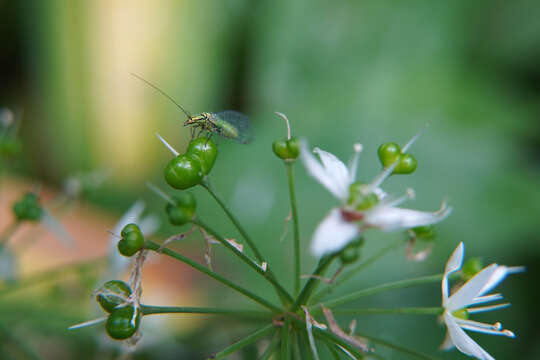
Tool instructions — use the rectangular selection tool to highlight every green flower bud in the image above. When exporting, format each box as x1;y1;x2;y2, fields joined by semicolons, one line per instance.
186;137;218;175
97;280;132;313
347;182;379;210
106;306;141;340
462;257;483;281
411;225;436;241
166;193;197;226
338;238;364;264
12;192;43;222
118;223;144;257
272;137;300;160
377;142;417;175
0;137;22;157
164;154;204;190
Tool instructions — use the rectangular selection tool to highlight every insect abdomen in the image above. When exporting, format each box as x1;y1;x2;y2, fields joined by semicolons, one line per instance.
215;119;239;139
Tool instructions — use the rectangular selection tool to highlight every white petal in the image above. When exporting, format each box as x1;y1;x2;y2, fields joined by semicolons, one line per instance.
439;331;455;351
446;264;499;312
442;242;464;305
310;208;360;257
444;312;495;360
313;147;351;198
446;242;465;275
300;141;350;200
477;266;525;297
364;203;452;232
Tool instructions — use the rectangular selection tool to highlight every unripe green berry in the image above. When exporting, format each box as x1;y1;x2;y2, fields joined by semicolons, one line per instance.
378;142;401;168
347;183;379;210
12;192;43;222
164;154;204;190
166;193;197;226
393;153;417;174
106;306;141;340
272;137;300;160
378;142;417;175
118;223;144;257
186;137;218;175
97;280;132;313
272;139;288;158
462;257;483;281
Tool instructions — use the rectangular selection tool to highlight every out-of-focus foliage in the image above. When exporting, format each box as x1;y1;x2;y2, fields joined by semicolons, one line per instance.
0;0;539;359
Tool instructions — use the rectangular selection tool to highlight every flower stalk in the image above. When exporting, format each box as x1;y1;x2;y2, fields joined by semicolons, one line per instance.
285;161;301;296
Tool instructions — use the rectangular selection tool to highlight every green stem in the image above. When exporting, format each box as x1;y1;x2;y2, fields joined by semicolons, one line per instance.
354;331;442;360
302;324;365;359
194;219;293;305
311;238;402;303
300;317;437;360
200;179;265;263
259;332;280;360
322;340;341;360
292;332;303;360
332;307;443;316
140;305;273;320
285;162;301;296
296;330;314;360
208;324;275;360
0;221;20;246
145;240;281;312
281;318;291;360
292;255;335;312
313;273;443;310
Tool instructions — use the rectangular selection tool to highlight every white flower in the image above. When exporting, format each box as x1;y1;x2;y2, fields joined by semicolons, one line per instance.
301;137;451;257
440;242;525;360
300;141;362;201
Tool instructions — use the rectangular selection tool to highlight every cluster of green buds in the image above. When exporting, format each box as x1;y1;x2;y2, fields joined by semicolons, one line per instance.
12;192;44;222
163;137;217;189
96;280;140;340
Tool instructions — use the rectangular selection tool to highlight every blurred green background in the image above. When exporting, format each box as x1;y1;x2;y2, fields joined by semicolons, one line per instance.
1;0;539;359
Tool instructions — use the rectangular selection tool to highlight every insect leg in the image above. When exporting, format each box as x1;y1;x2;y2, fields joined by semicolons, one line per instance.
205;132;214;145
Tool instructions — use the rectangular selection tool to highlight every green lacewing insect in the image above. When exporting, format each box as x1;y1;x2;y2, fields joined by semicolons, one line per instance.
132;74;252;144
